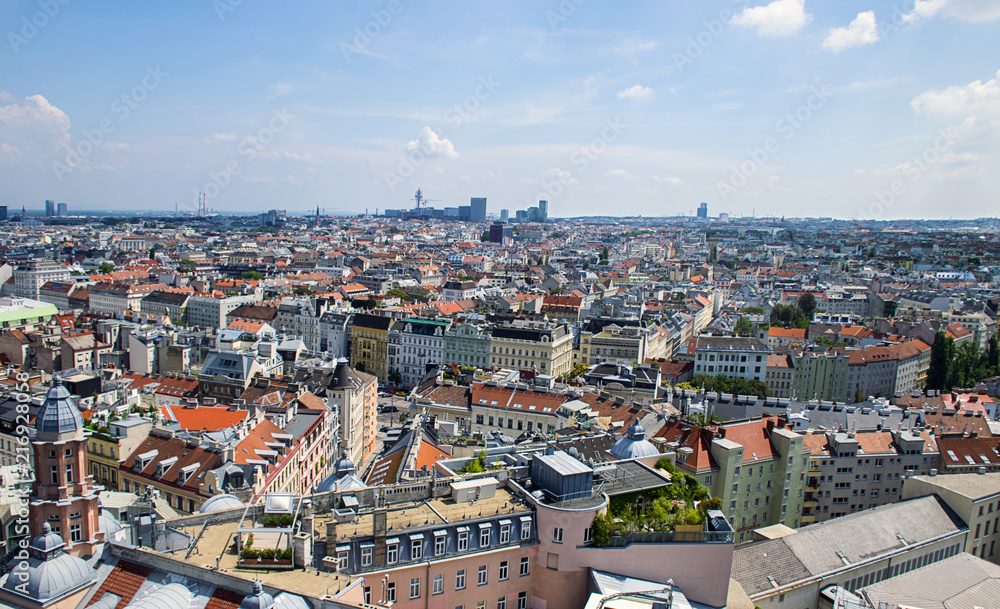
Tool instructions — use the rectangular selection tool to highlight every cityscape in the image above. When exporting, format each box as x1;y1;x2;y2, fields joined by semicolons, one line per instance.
2;3;1000;609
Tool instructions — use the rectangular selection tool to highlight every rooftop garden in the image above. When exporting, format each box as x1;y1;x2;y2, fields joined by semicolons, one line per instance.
590;459;722;546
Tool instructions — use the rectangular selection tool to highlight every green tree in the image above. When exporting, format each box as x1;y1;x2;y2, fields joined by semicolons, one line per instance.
241;271;265;281
480;230;490;242
797;292;817;319
927;331;954;391
770;303;807;328
734;317;753;337
743;306;765;315
386;288;411;301
988;335;1000;375
98;262;115;275
388;367;403;386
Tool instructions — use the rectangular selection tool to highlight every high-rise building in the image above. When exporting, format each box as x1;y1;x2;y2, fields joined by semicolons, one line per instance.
45;199;55;217
489;221;513;244
697;202;708;219
515;209;527;223
538;199;548;222
0;206;7;222
470;197;487;223
499;208;509;221
57;202;68;217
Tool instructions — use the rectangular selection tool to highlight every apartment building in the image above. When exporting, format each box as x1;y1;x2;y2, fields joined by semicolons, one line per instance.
398;318;451;387
655;415;808;544
489;321;573;377
86;417;153;491
693;336;770;383
844;341;925;402
349;313;395;382
13;259;70;300
800;428;938;525
88;282;164;316
790;348;849;402
120;430;224;514
765;354;794;399
468;381;565;437
578;318;667;366
443;320;491;369
186;292;262;330
139;290;190;324
904;472;1000;564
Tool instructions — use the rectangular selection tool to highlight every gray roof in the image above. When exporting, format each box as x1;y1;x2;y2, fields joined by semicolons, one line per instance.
1;523;97;604
609;423;660;460
732;495;967;597
127;582;194;609
240;580;275;609
862;552;1000;609
35;376;84;436
907;472;1000;500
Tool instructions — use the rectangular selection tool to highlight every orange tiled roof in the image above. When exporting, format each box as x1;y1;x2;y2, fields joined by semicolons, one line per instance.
158;405;248;432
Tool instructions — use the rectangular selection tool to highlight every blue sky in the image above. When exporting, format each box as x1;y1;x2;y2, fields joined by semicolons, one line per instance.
1;0;998;219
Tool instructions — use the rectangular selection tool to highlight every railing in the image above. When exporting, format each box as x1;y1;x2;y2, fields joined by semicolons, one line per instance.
603;528;734;546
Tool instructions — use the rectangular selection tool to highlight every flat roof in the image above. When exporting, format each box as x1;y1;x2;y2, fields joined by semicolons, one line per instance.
909;472;1000;500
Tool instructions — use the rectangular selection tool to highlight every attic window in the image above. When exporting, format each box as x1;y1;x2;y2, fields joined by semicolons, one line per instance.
491;400;498;405
529;405;537;411
543;407;552;413
479;399;488;404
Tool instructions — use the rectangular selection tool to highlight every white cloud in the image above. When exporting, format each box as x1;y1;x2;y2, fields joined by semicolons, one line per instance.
0;93;72;160
903;0;1000;23
605;169;636;178
731;0;812;38
822;11;879;52
616;85;654;100
404;126;458;158
543;167;577;186
911;69;1000;115
650;174;684;185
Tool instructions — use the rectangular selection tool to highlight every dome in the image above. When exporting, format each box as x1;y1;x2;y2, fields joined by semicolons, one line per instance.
240;581;275;609
127;582;194;609
99;513;123;535
197;494;245;514
273;592;311;609
35;376;84;436
609;423;660;460
333;450;355;476
31;522;65;553
2;523;97;604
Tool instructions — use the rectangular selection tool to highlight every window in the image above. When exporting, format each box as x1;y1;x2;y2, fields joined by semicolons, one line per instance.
478;603;486;609
583;527;592;544
433;574;443;595
386;583;396;603
387;543;398;564
70;523;82;542
500;525;511;544
499;561;509;581
498;597;507;609
478;565;488;585
481;528;491;547
552;527;563;543
435;535;446;556
517;592;527;609
361;546;373;567
459;531;469;551
412;538;423;559
520;557;530;576
50;465;58;485
456;570;466;590
521;521;531;540
364;587;371;604
410;578;421;599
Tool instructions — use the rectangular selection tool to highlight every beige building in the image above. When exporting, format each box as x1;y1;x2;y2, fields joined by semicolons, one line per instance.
489;321;573;377
904;472;1000;564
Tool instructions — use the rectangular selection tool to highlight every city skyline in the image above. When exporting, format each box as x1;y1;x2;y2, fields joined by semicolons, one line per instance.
1;1;999;219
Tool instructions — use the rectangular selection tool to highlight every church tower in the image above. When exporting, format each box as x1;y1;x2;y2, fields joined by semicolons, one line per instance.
29;376;103;557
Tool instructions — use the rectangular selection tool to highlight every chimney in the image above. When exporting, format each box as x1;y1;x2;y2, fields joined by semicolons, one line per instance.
979;466;987;475
766;419;776;432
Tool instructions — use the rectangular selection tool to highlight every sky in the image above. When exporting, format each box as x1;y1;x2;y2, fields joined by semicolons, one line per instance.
1;0;999;220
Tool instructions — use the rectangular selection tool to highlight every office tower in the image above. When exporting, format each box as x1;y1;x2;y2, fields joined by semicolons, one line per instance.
489;221;513;244
538;200;548;223
697;202;708;219
515;210;527;223
459;206;471;221
470;197;487;223
0;206;7;222
57;202;68;217
527;206;538;223
500;209;509;221
45;200;55;217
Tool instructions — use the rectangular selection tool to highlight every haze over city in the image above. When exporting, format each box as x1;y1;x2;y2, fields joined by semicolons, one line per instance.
2;0;999;219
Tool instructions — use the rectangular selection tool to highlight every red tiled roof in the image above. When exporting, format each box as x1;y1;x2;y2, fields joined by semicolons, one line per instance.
86;561;152;609
158;405;248;431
